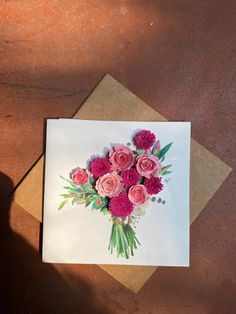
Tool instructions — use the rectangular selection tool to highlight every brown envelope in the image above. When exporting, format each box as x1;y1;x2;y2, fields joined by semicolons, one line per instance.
14;74;232;293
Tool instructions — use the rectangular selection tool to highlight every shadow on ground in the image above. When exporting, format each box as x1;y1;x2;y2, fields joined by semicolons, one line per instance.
0;171;108;314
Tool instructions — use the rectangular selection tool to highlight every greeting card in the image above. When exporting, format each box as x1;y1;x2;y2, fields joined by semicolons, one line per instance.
43;119;190;266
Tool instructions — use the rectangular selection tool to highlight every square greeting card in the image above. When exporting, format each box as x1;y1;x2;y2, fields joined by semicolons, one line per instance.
43;119;191;266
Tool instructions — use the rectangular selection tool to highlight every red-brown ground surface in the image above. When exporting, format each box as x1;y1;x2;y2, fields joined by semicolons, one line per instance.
0;1;235;313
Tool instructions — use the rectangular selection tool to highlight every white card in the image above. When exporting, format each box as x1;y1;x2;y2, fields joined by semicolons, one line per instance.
43;119;190;266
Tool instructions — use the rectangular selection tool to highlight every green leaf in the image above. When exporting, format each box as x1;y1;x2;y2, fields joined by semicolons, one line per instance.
72;194;79;205
161;170;172;176
155;142;173;160
160;155;165;162
85;184;96;194
159;164;172;175
89;195;99;203
100;207;109;215
136;149;145;155
60;193;73;198
92;202;97;210
79;184;87;192
89;177;94;185
58;199;68;210
85;201;92;207
92;201;100;210
60;176;80;191
63;186;77;193
59;175;74;184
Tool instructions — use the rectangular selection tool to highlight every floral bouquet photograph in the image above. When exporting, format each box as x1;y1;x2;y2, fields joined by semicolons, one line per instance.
43;120;190;266
59;129;172;259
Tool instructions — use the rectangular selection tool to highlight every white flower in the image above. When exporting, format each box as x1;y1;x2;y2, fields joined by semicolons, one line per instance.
132;201;148;217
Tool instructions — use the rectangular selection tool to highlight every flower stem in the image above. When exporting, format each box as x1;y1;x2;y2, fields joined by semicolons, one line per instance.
108;222;140;259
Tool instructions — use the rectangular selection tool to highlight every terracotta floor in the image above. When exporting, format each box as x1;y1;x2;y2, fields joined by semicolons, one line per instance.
0;1;235;313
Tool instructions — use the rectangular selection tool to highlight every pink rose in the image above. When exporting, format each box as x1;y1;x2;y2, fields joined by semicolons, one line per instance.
95;172;123;197
109;145;134;171
136;154;161;178
128;184;148;205
70;167;89;185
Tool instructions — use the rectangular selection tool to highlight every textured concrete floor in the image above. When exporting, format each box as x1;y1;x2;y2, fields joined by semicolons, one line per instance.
0;1;236;313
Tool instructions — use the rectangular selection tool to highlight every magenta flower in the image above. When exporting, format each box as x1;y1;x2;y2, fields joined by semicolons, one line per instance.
120;168;141;187
134;130;156;150
144;176;163;195
109;192;134;217
89;157;111;177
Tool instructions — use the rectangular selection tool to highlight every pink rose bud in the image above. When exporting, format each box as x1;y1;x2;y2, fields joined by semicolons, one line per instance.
152;140;161;155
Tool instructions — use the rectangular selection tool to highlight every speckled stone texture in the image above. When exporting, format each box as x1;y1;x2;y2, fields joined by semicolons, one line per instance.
0;1;235;313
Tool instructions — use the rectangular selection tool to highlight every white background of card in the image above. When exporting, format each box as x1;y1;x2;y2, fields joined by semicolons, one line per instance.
43;119;190;266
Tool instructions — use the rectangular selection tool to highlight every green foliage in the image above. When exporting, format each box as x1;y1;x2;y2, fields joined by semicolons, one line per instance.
60;193;73;198
161;170;172;175
154;142;173;160
72;194;79;205
159;164;172;176
58;176;107;213
160;155;165;162
100;207;109;215
58;199;68;210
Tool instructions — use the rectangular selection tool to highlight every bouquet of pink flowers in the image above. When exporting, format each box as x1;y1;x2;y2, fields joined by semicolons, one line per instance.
59;129;172;259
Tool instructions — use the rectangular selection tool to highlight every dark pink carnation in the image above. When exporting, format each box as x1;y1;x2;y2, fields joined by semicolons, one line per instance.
109;192;134;217
144;176;163;195
134;130;156;150
89;157;111;177
120;168;141;187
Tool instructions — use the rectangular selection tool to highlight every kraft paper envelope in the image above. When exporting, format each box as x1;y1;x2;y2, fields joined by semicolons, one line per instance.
14;74;232;293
